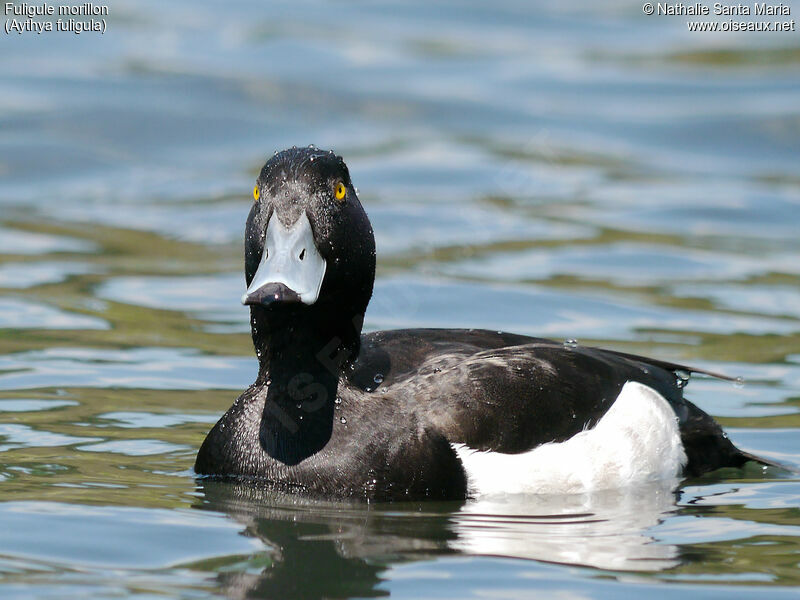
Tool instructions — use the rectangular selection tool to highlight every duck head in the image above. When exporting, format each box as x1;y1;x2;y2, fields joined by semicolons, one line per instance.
244;146;376;358
241;147;376;464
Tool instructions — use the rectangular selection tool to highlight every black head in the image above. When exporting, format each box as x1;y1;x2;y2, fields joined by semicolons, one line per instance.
244;147;376;361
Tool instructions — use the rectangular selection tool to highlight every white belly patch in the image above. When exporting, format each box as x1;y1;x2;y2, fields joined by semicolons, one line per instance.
451;381;687;496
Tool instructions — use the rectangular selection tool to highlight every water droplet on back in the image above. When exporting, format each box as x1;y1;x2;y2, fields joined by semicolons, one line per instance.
675;369;691;389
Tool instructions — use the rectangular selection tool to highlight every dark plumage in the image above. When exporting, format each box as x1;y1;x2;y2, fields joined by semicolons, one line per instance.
195;146;762;501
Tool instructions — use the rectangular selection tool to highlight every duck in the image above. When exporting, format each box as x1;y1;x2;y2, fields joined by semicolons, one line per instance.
195;146;765;501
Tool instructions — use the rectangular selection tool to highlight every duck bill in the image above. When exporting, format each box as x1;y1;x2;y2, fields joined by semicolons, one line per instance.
242;212;326;307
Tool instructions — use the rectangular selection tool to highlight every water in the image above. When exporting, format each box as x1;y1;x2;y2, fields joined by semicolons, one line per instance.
1;0;799;597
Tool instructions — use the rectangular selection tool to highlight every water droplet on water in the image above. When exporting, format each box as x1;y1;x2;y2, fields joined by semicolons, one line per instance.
340;416;347;424
373;373;384;384
734;376;746;388
563;339;578;348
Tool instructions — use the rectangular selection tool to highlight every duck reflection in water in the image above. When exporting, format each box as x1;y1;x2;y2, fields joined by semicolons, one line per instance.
195;479;683;599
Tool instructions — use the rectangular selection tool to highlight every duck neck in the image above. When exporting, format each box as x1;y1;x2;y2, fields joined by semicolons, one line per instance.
251;305;362;465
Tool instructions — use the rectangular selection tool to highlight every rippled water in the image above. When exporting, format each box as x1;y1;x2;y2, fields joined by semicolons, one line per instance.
2;0;799;598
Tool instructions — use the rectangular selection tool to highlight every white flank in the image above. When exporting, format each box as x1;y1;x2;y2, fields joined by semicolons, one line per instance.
452;381;687;496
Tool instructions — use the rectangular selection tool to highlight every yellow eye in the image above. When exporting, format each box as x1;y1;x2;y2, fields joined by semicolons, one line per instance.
334;182;346;202
253;185;260;202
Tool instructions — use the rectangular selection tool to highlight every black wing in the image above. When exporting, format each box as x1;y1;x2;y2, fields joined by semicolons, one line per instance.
350;328;749;472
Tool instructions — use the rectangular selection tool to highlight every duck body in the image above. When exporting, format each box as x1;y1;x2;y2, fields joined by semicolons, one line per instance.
195;147;756;501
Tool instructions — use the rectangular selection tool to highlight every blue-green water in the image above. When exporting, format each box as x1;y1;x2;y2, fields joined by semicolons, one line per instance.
1;1;799;598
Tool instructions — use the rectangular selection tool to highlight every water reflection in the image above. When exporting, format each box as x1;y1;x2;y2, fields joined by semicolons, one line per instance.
196;479;684;598
453;482;681;570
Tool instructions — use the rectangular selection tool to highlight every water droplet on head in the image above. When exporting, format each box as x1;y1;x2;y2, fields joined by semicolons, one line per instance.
563;339;578;349
433;367;441;374
373;373;384;384
334;396;342;405
365;387;373;393
340;416;347;424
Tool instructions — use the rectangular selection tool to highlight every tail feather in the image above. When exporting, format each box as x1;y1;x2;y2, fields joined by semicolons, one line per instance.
679;400;781;475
